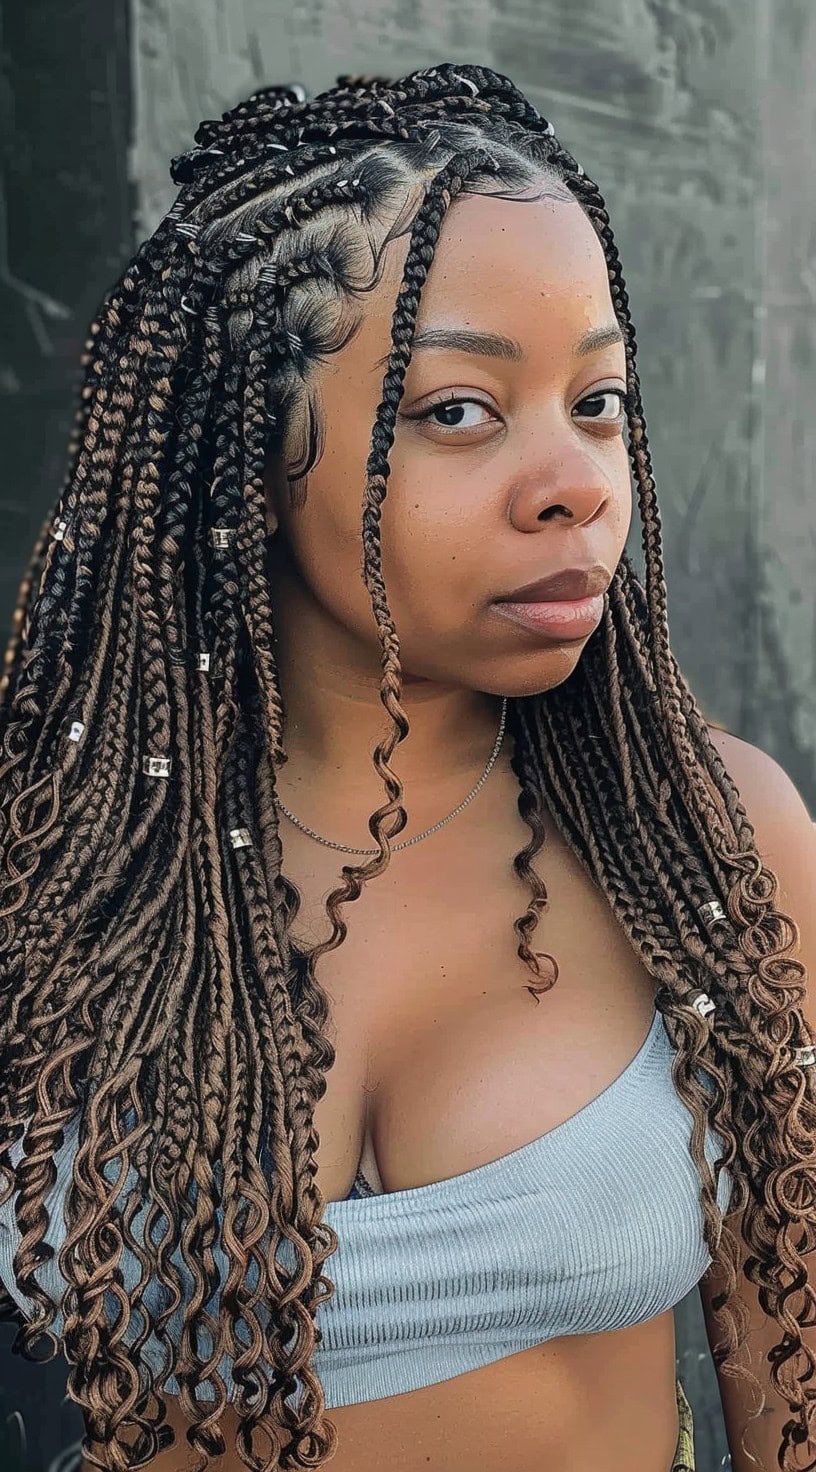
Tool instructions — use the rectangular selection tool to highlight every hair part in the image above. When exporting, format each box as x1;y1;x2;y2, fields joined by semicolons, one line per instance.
0;62;815;1471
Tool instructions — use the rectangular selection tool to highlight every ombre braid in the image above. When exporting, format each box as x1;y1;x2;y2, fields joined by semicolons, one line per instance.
0;62;815;1472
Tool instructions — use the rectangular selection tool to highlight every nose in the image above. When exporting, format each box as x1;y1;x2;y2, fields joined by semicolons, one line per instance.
507;446;615;532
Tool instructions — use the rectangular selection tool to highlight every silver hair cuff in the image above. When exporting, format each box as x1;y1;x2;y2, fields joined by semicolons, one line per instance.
169;650;211;671
229;827;252;849
698;900;727;927
689;990;717;1020
210;527;236;549
142;756;172;778
451;72;479;96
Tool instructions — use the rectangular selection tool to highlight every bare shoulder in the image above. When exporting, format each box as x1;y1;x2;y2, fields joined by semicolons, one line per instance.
705;722;814;844
704;721;816;929
706;720;790;783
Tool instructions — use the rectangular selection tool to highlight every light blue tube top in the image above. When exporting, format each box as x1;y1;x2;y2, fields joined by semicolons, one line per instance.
0;1007;735;1410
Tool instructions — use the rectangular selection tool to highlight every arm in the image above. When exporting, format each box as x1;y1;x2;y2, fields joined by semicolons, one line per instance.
699;729;816;1471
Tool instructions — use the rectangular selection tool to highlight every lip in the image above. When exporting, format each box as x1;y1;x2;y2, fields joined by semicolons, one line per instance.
493;594;605;641
496;565;611;603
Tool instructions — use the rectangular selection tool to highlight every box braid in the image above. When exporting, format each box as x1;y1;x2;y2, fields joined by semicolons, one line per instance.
0;62;814;1471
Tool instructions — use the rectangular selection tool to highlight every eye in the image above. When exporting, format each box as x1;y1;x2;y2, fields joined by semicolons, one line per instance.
404;387;631;438
575;388;630;424
409;395;496;433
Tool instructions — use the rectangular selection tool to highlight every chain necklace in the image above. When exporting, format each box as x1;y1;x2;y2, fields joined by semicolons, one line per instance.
274;697;508;855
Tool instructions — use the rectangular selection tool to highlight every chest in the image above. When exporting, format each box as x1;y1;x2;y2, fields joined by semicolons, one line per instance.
280;763;658;1205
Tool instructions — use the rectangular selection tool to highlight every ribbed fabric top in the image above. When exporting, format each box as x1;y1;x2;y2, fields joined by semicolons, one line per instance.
0;1007;734;1410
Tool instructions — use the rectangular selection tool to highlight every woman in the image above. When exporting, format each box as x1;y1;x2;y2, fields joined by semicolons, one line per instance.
0;63;815;1472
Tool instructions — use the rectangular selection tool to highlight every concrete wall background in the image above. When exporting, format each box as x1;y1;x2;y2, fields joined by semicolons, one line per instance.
1;2;814;1468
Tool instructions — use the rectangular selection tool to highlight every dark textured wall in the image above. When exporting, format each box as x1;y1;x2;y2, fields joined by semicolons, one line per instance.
0;7;134;1468
0;1;134;654
0;2;814;1469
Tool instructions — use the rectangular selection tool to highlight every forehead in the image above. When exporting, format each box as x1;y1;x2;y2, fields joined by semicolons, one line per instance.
346;192;615;372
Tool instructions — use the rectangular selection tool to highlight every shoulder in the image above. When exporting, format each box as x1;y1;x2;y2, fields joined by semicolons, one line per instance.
705;723;815;874
705;721;816;1036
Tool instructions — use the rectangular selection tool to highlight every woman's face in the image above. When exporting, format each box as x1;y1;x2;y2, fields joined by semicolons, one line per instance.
263;188;633;699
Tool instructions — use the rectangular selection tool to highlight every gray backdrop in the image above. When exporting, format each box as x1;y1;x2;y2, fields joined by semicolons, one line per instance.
1;2;814;1468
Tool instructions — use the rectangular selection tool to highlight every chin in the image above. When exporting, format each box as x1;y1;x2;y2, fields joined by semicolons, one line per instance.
477;645;590;701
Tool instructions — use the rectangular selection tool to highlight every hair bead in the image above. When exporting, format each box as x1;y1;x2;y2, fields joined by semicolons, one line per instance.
210;527;236;549
169;648;212;671
67;721;85;742
792;1044;816;1068
52;518;69;541
698;900;727;926
229;827;252;849
451;72;479;96
142;756;172;778
689;990;716;1020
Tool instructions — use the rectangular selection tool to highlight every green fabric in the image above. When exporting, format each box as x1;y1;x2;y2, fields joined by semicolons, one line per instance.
672;1377;696;1471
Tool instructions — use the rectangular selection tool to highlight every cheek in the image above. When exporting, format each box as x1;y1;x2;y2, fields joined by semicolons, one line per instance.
378;448;502;627
275;458;368;618
379;498;482;633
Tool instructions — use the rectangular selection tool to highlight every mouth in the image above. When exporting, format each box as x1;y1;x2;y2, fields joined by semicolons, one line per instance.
495;565;611;603
492;594;605;641
491;563;610;641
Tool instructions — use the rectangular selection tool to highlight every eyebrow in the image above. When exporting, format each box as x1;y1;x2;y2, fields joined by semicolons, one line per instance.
374;323;624;369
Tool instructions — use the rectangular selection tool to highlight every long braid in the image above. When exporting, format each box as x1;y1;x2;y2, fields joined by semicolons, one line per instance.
0;64;815;1472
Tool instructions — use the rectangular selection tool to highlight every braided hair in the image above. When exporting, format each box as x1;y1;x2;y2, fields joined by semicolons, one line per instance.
1;63;815;1471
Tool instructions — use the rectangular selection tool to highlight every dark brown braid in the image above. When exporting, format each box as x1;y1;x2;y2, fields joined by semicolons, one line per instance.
1;63;815;1472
